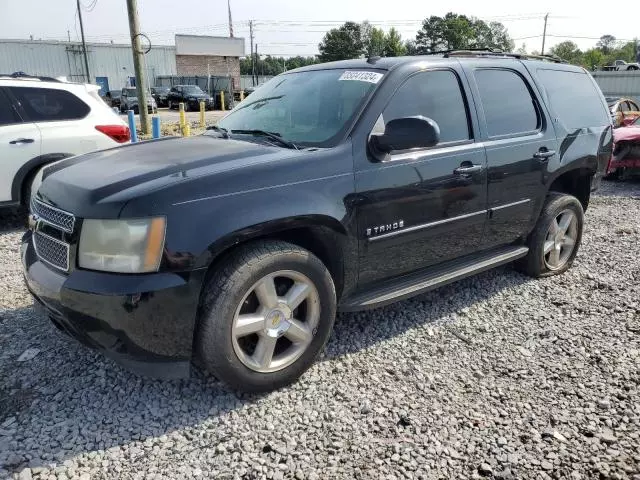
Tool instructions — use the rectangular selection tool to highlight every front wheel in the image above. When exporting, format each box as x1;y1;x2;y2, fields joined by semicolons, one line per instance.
517;192;584;277
196;241;336;393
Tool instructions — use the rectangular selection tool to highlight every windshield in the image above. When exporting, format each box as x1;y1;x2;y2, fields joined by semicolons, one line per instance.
217;69;383;147
183;86;205;94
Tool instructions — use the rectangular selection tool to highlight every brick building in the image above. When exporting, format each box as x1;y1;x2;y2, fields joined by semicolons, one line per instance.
175;35;245;90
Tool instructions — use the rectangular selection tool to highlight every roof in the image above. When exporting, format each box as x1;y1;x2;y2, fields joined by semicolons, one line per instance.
290;51;572;74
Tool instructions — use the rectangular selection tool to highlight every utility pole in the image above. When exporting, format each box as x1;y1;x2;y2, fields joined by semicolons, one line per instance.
76;0;91;83
254;44;258;85
541;13;549;55
249;20;255;86
67;30;71;42
126;0;150;134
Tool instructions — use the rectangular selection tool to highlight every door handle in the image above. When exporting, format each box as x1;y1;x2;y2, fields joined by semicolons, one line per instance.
453;163;483;175
9;138;34;145
533;149;556;160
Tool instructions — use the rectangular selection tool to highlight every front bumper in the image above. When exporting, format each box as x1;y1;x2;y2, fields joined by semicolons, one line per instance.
21;230;205;379
187;99;213;110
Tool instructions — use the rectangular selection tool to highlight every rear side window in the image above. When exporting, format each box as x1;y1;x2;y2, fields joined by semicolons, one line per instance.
382;69;471;144
0;90;21;126
474;69;539;137
9;87;90;122
535;69;610;128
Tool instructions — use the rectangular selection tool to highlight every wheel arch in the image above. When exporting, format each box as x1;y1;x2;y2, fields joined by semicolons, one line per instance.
199;214;355;303
547;167;594;211
11;153;75;204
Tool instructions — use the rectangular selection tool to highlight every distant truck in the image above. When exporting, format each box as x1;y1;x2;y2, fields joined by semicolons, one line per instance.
602;60;640;71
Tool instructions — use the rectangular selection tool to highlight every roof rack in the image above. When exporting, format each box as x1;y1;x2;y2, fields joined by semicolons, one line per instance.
0;71;62;82
448;50;566;63
422;48;566;64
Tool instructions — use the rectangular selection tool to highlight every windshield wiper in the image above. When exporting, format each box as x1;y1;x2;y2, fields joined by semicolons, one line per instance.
206;125;230;138
230;129;298;150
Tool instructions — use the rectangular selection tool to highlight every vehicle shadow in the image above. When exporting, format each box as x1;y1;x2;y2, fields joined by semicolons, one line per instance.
0;263;532;474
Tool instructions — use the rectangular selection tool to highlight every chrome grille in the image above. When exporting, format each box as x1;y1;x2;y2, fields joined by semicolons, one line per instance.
32;200;75;233
33;232;70;272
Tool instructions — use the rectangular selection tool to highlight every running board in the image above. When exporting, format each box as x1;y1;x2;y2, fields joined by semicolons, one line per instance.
340;246;529;311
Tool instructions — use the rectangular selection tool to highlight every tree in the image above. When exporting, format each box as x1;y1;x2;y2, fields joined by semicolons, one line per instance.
385;28;406;57
582;48;606;70
414;13;513;53
516;43;527;55
367;26;387;57
549;41;582;64
318;21;365;62
596;34;616;54
404;40;419;55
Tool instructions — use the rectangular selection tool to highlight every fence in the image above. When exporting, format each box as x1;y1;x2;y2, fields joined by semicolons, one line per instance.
240;75;274;90
592;71;640;101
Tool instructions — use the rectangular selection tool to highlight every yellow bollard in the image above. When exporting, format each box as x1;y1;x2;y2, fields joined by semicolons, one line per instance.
182;123;191;137
220;91;225;112
199;101;205;128
179;102;185;128
240;90;244;101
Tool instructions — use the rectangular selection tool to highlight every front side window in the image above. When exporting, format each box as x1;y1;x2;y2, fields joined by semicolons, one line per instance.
217;69;382;147
474;69;539;137
381;69;471;144
10;87;90;122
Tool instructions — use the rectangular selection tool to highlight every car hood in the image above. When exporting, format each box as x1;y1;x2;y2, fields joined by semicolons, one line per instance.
185;93;210;99
36;136;301;218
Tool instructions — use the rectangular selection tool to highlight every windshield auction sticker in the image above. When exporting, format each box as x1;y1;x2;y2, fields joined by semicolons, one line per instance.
339;71;384;83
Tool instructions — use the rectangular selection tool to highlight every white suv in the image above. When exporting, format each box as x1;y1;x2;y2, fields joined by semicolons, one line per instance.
0;73;130;207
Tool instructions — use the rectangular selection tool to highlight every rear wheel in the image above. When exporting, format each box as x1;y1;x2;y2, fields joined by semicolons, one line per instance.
196;241;336;393
517;193;584;277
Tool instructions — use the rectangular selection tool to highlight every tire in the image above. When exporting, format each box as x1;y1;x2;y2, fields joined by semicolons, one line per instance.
184;102;190;112
517;192;584;278
196;240;336;393
133;105;139;115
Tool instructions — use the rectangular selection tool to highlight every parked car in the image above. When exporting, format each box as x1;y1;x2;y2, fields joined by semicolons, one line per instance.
0;73;129;208
601;60;640;71
119;87;156;114
104;90;122;109
150;86;170;107
608;115;640;179
166;85;213;111
23;52;612;392
606;96;640;127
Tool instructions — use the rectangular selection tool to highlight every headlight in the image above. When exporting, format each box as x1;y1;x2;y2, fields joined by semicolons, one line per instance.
78;217;166;273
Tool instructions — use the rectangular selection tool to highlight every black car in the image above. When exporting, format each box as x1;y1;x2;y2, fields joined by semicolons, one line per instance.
104;90;122;109
150;86;170;107
23;52;612;393
166;85;213;111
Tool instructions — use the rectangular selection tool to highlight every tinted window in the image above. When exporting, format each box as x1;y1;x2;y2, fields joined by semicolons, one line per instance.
218;69;379;147
0;90;21;126
535;69;610;128
382;70;470;144
10;87;89;122
475;69;539;137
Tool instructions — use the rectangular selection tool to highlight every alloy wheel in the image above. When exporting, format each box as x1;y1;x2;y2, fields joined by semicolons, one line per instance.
543;209;578;270
231;270;320;373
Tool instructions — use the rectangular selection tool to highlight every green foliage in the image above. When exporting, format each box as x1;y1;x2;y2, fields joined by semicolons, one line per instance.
318;21;366;62
367;26;387;57
549;41;582;64
546;37;638;70
385;28;406;57
414;13;513;53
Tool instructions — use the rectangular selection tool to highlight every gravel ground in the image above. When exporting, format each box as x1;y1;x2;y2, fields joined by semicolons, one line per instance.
1;180;639;480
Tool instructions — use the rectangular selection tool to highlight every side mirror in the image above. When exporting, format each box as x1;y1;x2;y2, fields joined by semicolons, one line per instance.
371;116;440;153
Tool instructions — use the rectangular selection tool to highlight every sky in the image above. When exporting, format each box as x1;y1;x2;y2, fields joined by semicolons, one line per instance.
1;0;638;57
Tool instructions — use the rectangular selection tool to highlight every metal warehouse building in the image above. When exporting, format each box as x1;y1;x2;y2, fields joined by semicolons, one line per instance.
0;36;245;94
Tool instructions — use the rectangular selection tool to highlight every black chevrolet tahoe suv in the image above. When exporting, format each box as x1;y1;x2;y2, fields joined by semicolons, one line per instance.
22;52;612;392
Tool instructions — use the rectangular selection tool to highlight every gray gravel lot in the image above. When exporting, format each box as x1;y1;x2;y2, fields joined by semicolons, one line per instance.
1;181;639;480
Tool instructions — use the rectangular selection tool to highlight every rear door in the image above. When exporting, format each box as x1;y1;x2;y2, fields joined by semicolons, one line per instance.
0;88;41;203
463;60;558;248
8;86;95;157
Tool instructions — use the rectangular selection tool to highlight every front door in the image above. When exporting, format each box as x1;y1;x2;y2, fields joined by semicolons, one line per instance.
355;68;488;286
